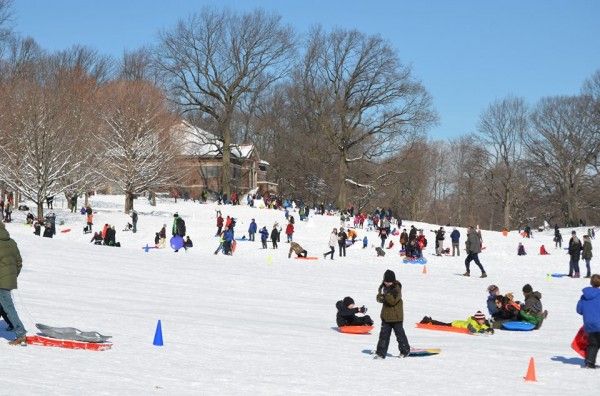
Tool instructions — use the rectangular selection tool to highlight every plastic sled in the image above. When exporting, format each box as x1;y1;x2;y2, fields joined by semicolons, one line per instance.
362;348;441;357
549;273;568;278
501;321;535;331
170;236;184;251
60;229;71;233
295;256;318;260
403;257;427;265
142;244;158;253
571;326;588;358
338;325;374;334
416;322;471;334
26;335;112;351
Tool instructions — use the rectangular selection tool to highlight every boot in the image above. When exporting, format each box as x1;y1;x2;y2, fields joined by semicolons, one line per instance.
463;272;470;277
574;273;580;278
8;336;27;346
480;272;487;278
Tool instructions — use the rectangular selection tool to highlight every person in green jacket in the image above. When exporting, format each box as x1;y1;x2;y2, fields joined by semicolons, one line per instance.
0;222;27;345
582;235;593;278
420;311;494;334
374;270;411;359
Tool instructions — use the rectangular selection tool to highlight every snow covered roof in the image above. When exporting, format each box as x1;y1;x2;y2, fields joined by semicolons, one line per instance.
176;121;256;160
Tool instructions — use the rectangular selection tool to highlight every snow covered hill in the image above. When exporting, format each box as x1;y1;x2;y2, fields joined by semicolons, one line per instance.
2;195;598;394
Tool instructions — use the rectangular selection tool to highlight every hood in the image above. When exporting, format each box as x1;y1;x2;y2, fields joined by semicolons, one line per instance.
526;291;542;300
581;287;600;301
335;300;345;310
0;224;9;241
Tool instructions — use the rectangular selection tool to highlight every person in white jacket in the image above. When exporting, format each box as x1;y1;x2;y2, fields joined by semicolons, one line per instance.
323;228;338;260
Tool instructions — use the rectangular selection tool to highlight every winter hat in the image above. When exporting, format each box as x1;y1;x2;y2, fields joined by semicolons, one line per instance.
174;213;179;218
487;284;499;293
522;284;533;294
571;230;576;235
383;269;396;283
342;297;355;307
473;311;486;321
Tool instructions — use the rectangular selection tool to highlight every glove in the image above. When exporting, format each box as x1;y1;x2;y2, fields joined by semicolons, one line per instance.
360;306;367;314
487;328;494;334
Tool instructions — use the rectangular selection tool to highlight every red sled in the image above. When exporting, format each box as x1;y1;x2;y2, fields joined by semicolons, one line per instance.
338;325;374;334
416;322;471;334
295;256;318;260
60;229;72;233
571;326;588;358
26;335;112;351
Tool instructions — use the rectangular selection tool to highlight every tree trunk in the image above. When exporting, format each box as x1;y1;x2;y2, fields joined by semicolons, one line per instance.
37;201;44;220
336;153;348;210
150;191;156;206
503;189;511;230
124;191;134;213
84;192;89;206
220;112;233;198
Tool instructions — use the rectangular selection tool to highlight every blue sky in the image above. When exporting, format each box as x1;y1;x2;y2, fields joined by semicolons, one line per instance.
11;0;600;139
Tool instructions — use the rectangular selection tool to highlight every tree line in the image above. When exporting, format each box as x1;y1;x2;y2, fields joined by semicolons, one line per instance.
0;2;598;229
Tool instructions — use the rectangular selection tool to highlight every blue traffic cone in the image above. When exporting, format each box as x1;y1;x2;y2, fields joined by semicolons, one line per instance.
153;320;163;346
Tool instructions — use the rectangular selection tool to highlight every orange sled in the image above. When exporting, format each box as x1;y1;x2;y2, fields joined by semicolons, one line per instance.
295;256;318;260
26;335;112;351
338;325;374;334
415;322;471;334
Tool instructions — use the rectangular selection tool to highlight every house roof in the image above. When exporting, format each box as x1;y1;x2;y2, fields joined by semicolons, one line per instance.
176;121;257;160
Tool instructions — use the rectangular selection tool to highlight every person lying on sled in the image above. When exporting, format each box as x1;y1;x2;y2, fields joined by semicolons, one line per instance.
420;310;494;334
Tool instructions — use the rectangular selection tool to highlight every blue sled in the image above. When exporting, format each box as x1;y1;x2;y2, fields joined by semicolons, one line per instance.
403;257;427;265
501;321;535;331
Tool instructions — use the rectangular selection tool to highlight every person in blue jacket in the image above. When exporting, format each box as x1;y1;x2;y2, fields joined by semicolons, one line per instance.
260;226;269;249
248;219;257;242
223;227;234;255
576;274;600;369
450;228;461;256
486;284;500;316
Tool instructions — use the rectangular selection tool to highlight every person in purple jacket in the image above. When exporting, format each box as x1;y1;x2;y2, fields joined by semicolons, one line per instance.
576;274;600;369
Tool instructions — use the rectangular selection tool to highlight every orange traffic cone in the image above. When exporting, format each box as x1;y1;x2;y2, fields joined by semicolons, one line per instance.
524;357;537;382
422;265;427;274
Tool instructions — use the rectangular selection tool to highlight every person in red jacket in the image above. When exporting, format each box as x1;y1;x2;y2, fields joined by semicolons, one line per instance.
216;214;224;236
286;222;294;243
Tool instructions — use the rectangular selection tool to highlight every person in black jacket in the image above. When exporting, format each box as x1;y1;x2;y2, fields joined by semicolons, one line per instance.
131;210;138;233
172;213;186;237
568;231;583;278
338;228;347;257
336;297;373;327
270;224;280;249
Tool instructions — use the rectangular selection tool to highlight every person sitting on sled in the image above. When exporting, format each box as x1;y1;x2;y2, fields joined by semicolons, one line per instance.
518;242;526;256
336;296;373;327
519;284;548;329
490;295;521;329
420;311;494;334
89;232;103;245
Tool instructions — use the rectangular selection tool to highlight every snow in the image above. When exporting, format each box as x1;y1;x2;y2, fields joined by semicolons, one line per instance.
3;195;599;394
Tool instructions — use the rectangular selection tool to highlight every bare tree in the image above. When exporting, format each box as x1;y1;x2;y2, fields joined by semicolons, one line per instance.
525;95;600;225
0;57;98;218
477;96;528;229
300;27;437;208
0;0;13;48
96;80;179;212
155;8;294;196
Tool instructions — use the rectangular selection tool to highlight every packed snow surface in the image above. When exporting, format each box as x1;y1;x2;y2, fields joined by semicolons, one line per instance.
2;195;598;394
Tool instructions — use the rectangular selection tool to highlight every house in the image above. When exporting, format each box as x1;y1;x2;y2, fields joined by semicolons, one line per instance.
175;122;271;199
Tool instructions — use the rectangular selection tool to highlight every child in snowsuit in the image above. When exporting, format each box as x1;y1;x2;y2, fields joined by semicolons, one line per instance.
90;232;103;245
336;297;373;327
374;270;410;359
420;311;494;334
519;284;547;329
248;219;257;242
184;236;193;249
518;243;526;256
576;274;600;369
259;227;269;249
